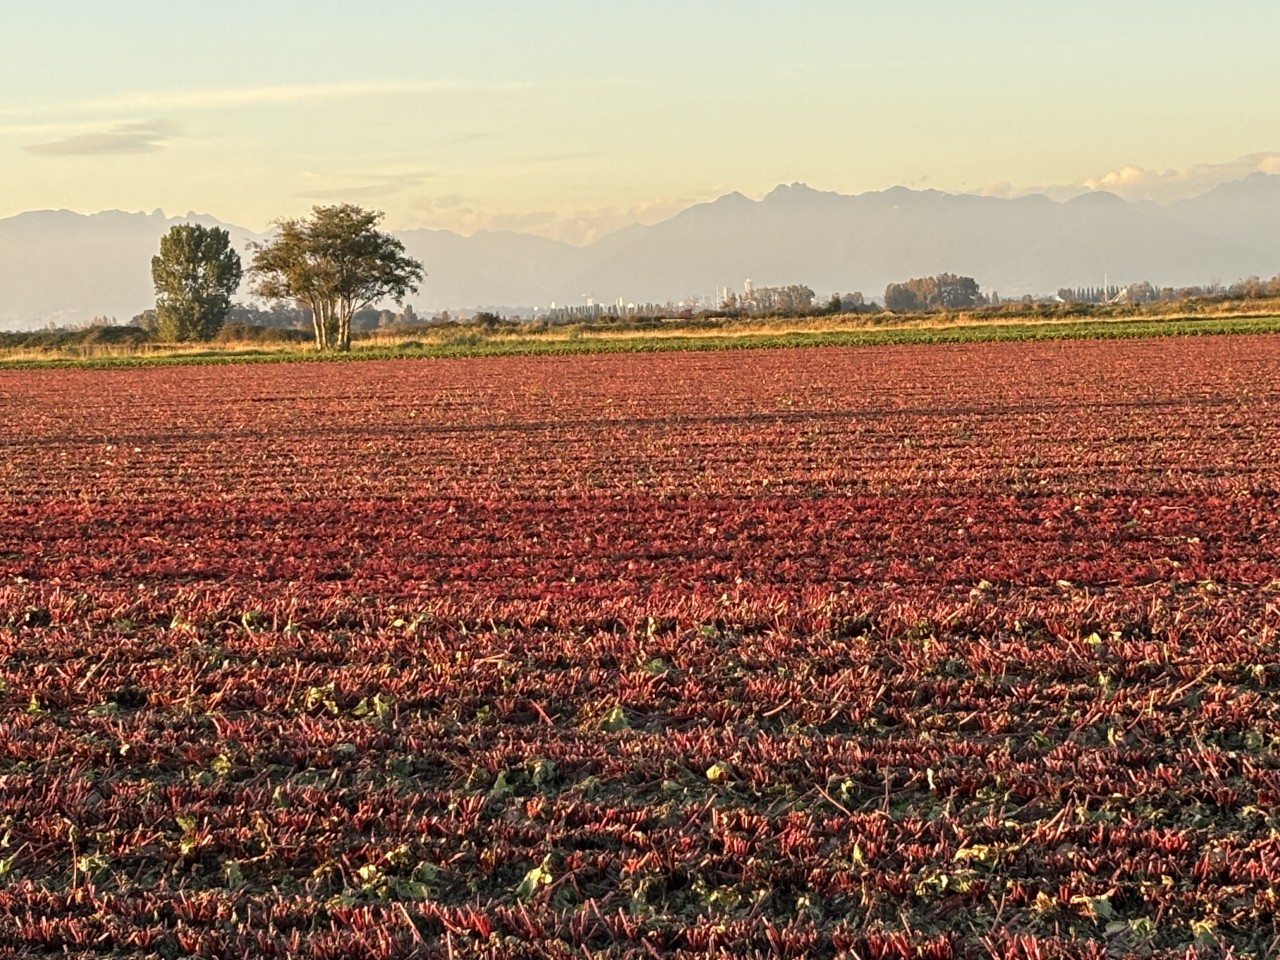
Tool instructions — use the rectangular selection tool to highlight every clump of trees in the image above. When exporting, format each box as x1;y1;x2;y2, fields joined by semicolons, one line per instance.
138;207;427;351
1227;275;1280;299
150;224;242;341
722;284;817;315
1057;285;1125;304
248;204;425;351
1054;276;1280;307
884;274;981;312
750;283;816;313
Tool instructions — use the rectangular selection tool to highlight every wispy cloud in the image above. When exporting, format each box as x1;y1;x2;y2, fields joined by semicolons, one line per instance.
296;171;440;201
513;151;605;167
0;120;88;137
25;120;178;156
403;193;709;245
448;132;495;145
0;79;536;120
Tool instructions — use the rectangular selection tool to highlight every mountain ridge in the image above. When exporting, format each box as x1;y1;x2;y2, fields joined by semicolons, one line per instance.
3;177;1278;329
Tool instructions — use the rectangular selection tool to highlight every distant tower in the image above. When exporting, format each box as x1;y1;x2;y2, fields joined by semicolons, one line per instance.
744;278;754;298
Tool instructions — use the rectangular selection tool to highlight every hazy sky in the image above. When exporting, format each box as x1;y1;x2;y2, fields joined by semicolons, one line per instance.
4;0;1279;242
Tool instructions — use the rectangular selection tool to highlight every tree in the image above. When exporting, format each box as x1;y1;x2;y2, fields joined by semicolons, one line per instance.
935;273;980;309
131;309;158;333
884;283;922;312
742;283;815;314
884;274;980;312
248;204;424;351
151;224;242;341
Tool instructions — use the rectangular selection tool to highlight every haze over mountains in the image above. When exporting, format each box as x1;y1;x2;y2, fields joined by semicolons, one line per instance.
3;175;1280;329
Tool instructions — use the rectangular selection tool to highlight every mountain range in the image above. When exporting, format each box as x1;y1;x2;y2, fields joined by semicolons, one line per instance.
3;175;1280;329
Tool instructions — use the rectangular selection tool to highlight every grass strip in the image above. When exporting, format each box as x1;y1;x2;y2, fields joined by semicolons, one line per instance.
4;314;1280;370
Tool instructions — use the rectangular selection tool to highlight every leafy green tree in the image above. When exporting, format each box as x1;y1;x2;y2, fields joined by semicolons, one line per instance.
248;205;425;351
150;224;243;341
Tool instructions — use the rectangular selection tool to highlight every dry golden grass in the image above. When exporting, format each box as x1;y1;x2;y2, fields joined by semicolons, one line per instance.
5;298;1280;366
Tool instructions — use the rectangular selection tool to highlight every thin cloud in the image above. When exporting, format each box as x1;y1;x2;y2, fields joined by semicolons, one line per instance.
25;120;178;156
514;151;605;166
549;196;708;244
0;79;536;120
403;193;710;245
448;132;495;145
979;182;1014;199
418;194;470;211
296;171;440;201
0;120;87;137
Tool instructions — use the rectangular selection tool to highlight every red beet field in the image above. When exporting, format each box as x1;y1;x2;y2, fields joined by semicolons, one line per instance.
3;336;1280;959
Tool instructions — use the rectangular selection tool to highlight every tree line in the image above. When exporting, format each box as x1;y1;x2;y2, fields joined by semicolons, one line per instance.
1058;276;1280;305
149;204;425;352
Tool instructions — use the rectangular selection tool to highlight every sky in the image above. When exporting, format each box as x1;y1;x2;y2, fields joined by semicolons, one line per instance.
4;0;1280;243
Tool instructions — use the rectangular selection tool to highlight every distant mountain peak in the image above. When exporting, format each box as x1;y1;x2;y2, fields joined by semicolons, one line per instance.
766;181;812;196
1195;171;1280;199
866;184;945;204
763;182;836;203
1065;190;1125;207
